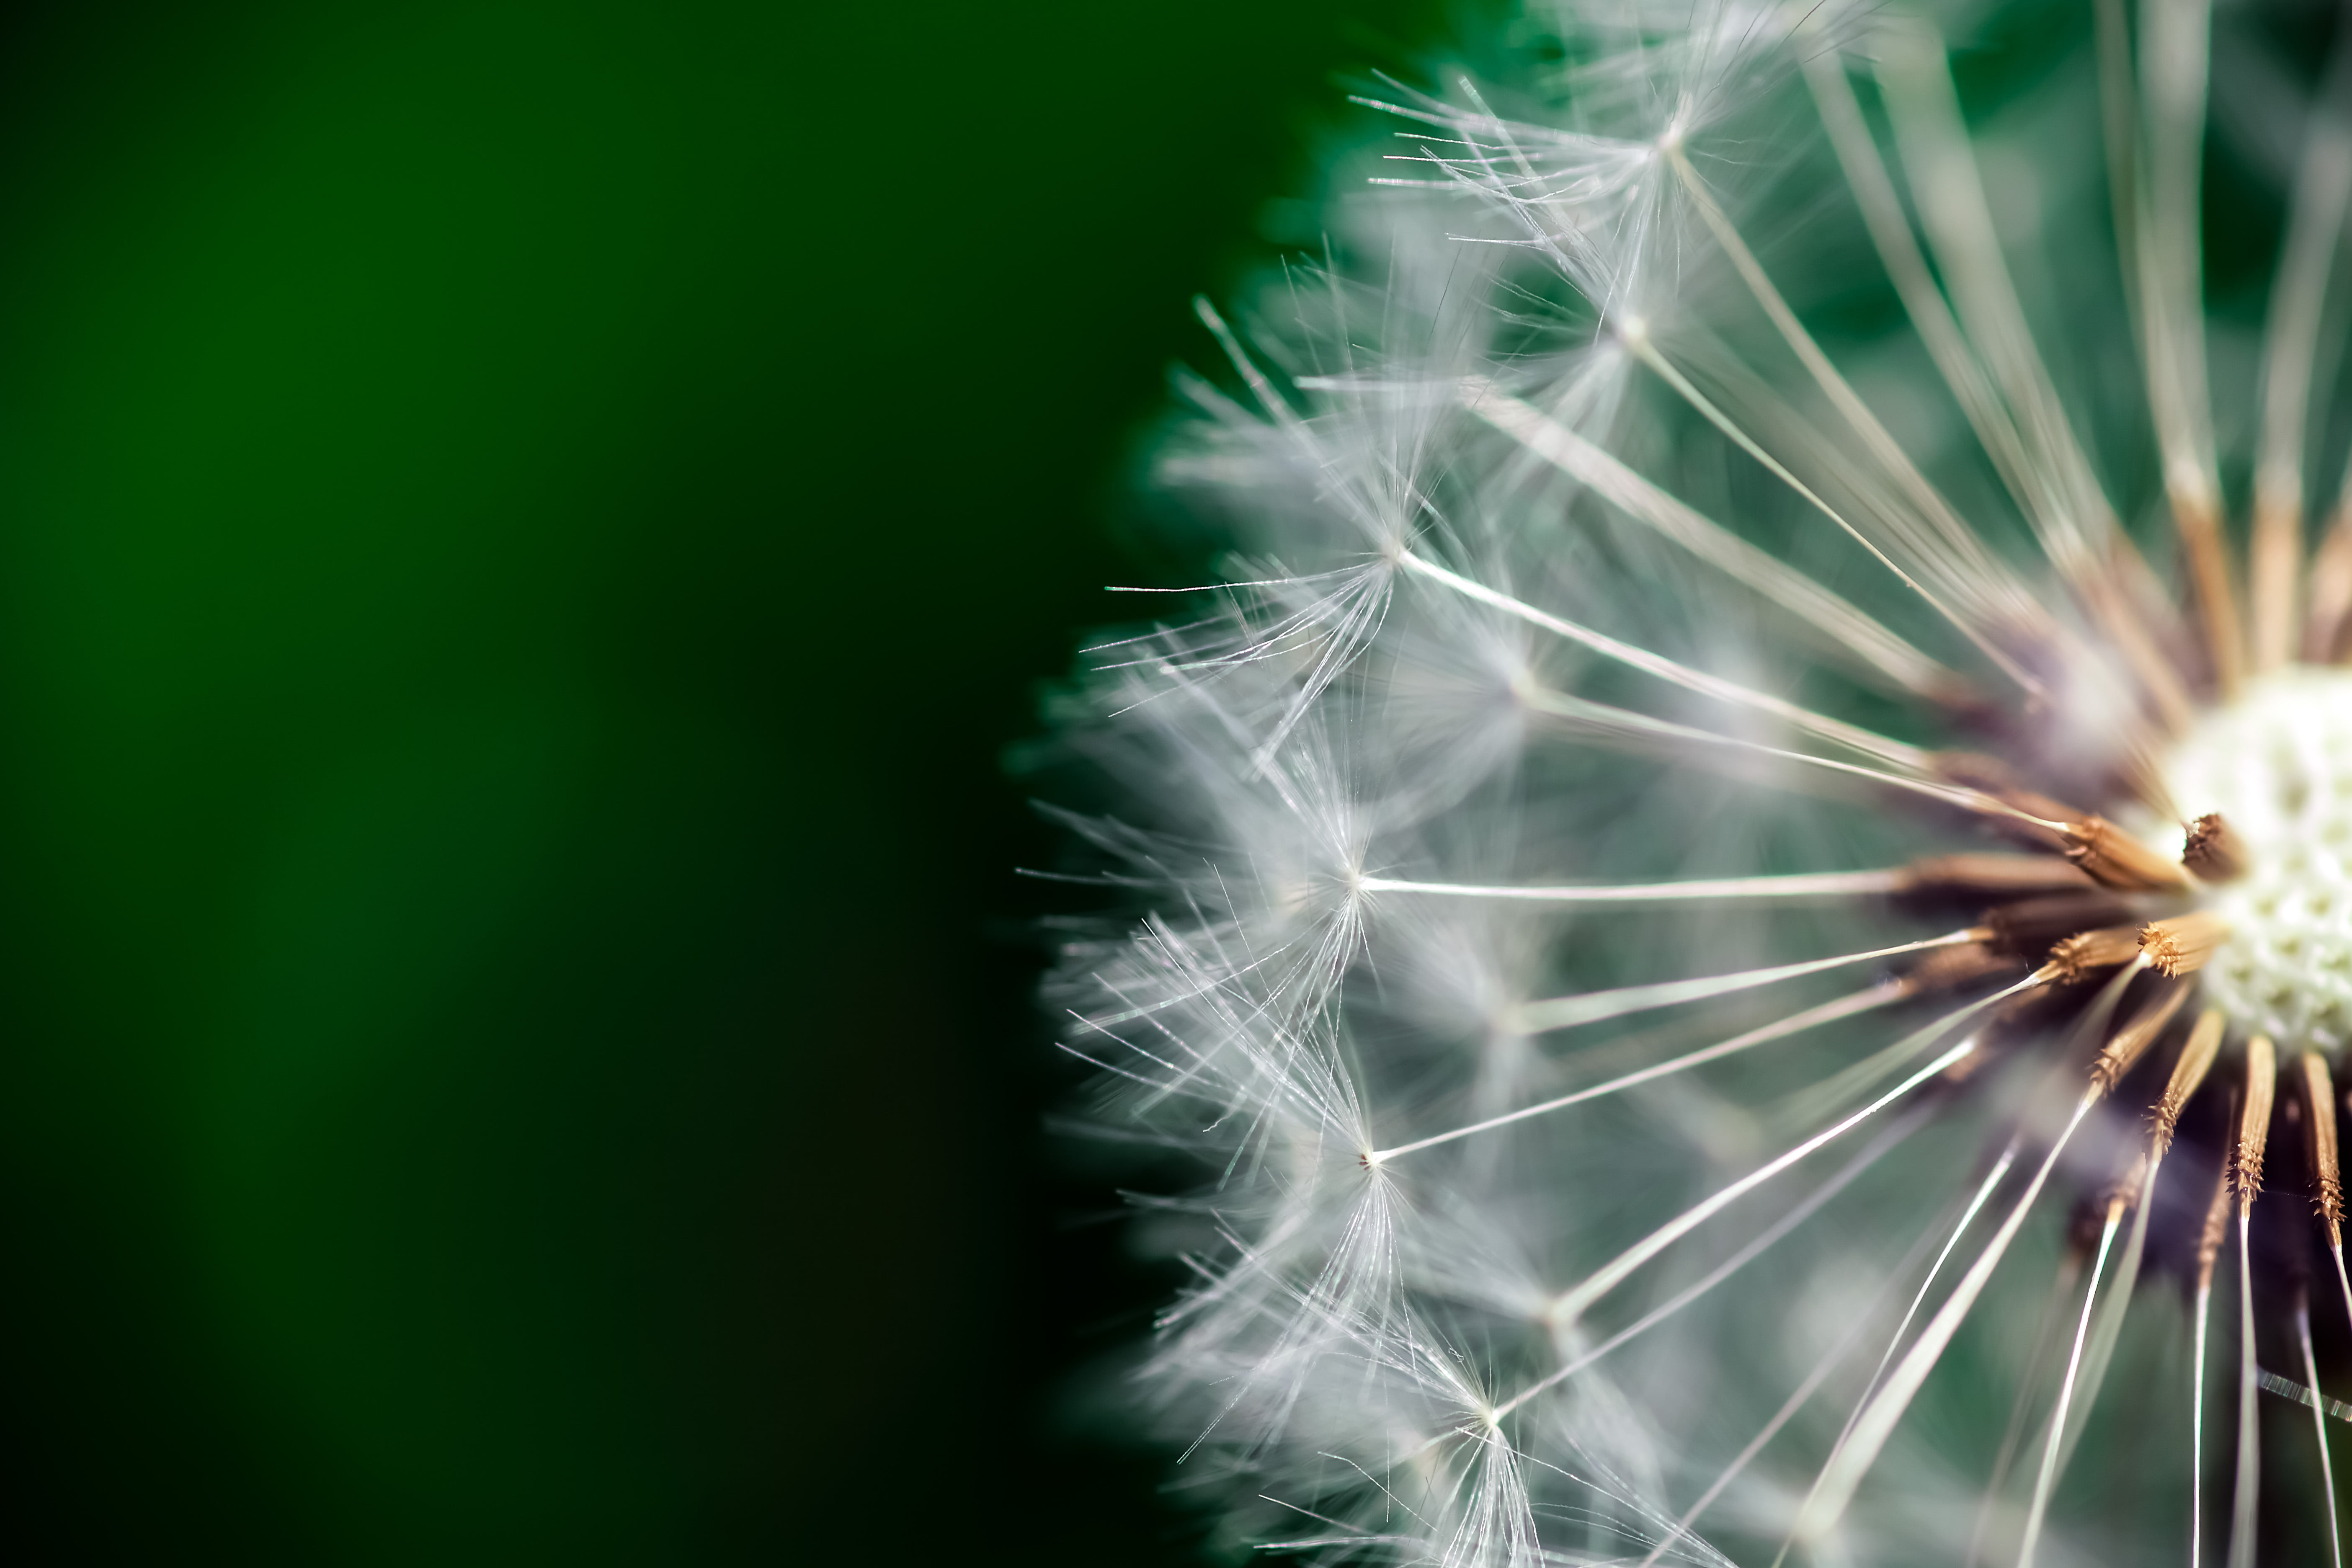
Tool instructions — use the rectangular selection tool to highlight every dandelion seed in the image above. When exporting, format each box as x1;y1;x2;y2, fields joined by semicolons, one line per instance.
1046;1;2352;1560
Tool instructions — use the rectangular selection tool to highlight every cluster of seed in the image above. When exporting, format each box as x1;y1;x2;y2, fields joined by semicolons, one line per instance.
2168;668;2352;1050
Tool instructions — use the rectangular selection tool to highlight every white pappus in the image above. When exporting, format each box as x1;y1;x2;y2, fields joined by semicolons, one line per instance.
1042;1;2352;1562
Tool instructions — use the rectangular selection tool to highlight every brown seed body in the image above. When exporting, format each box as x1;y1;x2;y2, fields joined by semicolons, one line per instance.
2181;812;2247;881
2045;926;2146;983
2140;911;2230;977
2066;817;2193;894
2091;983;2192;1093
2236;1037;2279;1207
2199;1144;2236;1291
2301;1052;2344;1245
2151;1009;2227;1155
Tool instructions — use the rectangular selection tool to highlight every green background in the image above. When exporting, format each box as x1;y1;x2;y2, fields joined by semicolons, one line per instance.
0;0;1465;1561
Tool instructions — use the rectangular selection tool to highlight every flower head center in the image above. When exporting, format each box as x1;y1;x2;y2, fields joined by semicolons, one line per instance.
2166;668;2352;1049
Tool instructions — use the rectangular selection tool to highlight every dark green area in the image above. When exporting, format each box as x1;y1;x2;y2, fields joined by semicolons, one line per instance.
0;1;1464;1560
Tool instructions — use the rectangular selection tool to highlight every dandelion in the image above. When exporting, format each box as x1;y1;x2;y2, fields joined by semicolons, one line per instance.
1044;1;2352;1561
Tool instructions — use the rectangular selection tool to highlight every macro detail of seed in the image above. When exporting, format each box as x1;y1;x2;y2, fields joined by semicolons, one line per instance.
1045;2;2352;1564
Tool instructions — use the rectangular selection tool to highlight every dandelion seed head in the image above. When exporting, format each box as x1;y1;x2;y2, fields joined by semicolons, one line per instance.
1044;0;2352;1561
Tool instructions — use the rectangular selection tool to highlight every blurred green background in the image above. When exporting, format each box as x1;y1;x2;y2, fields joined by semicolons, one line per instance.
0;0;1460;1560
